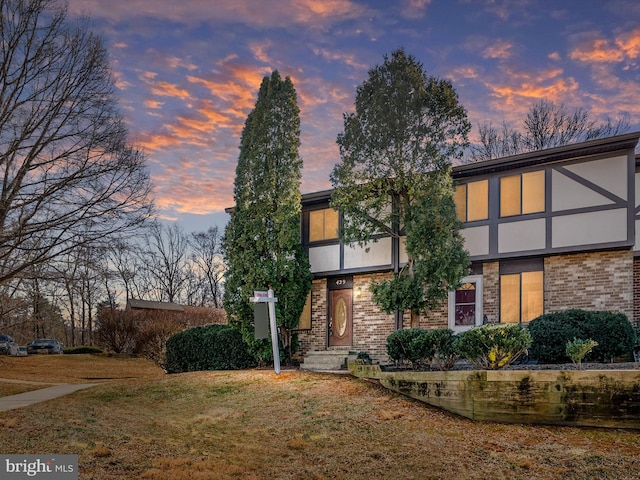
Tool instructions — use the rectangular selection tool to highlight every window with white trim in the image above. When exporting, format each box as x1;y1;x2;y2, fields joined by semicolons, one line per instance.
448;275;483;332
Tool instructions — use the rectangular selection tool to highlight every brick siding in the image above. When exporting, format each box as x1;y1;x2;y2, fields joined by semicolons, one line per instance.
298;249;635;365
544;250;633;318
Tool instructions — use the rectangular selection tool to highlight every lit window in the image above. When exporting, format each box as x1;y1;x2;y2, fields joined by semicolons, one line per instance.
454;180;488;222
500;270;543;323
500;171;545;217
309;208;339;242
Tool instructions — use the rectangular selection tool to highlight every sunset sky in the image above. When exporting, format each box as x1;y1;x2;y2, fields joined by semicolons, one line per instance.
68;0;640;232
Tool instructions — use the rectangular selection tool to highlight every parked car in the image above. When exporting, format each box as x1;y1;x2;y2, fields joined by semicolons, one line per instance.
0;334;19;356
17;346;28;357
27;338;64;355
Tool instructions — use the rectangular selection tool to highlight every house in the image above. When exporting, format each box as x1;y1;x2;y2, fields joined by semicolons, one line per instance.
126;299;227;325
295;131;640;367
126;299;185;312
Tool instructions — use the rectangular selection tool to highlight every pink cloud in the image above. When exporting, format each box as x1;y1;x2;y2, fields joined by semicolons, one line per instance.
482;40;514;60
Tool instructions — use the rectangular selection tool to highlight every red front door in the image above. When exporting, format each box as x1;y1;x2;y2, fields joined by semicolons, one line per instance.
329;289;352;347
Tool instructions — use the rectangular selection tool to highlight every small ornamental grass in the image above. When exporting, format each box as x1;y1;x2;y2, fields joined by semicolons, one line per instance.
455;324;532;370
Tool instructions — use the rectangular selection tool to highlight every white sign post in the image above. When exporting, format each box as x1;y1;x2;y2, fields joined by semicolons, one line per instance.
250;288;280;374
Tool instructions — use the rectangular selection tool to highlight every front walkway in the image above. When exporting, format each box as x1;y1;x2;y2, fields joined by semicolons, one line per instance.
0;380;99;412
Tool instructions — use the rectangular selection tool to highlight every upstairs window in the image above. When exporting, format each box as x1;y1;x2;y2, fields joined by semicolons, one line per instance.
500;171;545;217
454;180;488;222
309;208;339;242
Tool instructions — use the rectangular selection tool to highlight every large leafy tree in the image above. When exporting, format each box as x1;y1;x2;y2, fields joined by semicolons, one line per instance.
331;49;470;320
470;99;630;162
223;71;311;362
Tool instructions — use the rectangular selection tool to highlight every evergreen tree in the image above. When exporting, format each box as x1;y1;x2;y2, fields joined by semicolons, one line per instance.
331;49;470;320
223;71;311;363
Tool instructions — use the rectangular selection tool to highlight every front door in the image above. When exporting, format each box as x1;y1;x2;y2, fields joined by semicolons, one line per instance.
329;289;352;347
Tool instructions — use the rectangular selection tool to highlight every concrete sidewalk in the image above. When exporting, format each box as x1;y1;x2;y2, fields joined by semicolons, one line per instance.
0;383;99;412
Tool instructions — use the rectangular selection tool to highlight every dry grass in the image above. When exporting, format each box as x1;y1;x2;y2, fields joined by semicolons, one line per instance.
1;355;639;479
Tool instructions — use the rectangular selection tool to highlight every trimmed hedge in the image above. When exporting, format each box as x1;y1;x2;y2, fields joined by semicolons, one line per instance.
528;309;636;363
385;328;460;370
386;328;426;367
165;325;256;373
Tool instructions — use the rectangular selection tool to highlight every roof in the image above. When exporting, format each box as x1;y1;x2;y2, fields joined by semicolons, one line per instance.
232;132;640;208
126;299;185;312
453;131;640;180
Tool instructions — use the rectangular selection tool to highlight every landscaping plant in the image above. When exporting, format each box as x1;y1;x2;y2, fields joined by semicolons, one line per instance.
565;338;598;370
386;328;429;368
165;325;256;373
429;329;459;370
528;309;635;363
455;324;532;369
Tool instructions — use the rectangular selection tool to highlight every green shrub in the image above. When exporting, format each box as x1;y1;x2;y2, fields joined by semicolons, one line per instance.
566;338;598;370
165;325;256;373
528;310;585;363
584;311;635;362
386;328;429;367
429;329;459;371
63;346;104;355
529;309;636;363
454;324;531;370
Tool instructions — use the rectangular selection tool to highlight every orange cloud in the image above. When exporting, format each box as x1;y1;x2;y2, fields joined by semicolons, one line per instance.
482;40;513;60
616;28;640;59
166;56;198;71
570;28;640;64
570;38;624;63
548;52;561;61
144;99;164;109
150;81;191;99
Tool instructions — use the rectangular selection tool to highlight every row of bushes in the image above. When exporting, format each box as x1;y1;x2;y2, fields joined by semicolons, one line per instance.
387;309;638;370
387;323;531;370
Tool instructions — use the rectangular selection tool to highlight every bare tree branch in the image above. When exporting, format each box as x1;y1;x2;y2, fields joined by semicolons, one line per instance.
0;0;154;284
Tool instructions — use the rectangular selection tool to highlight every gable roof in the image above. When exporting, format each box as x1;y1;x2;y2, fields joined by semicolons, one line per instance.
452;131;640;180
126;299;184;312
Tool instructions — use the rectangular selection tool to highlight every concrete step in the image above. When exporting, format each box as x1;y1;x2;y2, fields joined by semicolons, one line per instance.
300;350;352;372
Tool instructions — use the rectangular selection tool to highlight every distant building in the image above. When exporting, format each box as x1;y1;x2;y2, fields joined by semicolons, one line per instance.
126;299;227;326
126;299;184;312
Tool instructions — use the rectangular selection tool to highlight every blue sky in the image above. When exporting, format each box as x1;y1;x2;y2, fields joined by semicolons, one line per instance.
68;0;640;232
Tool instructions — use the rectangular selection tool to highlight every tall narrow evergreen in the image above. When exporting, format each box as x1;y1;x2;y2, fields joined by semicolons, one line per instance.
223;71;311;362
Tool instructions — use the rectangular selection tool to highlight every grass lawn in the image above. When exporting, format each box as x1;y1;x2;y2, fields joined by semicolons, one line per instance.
0;355;639;479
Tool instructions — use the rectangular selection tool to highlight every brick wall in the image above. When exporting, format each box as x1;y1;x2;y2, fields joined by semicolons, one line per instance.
351;273;395;363
298;250;635;365
296;278;327;358
482;262;500;324
544;250;633;318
